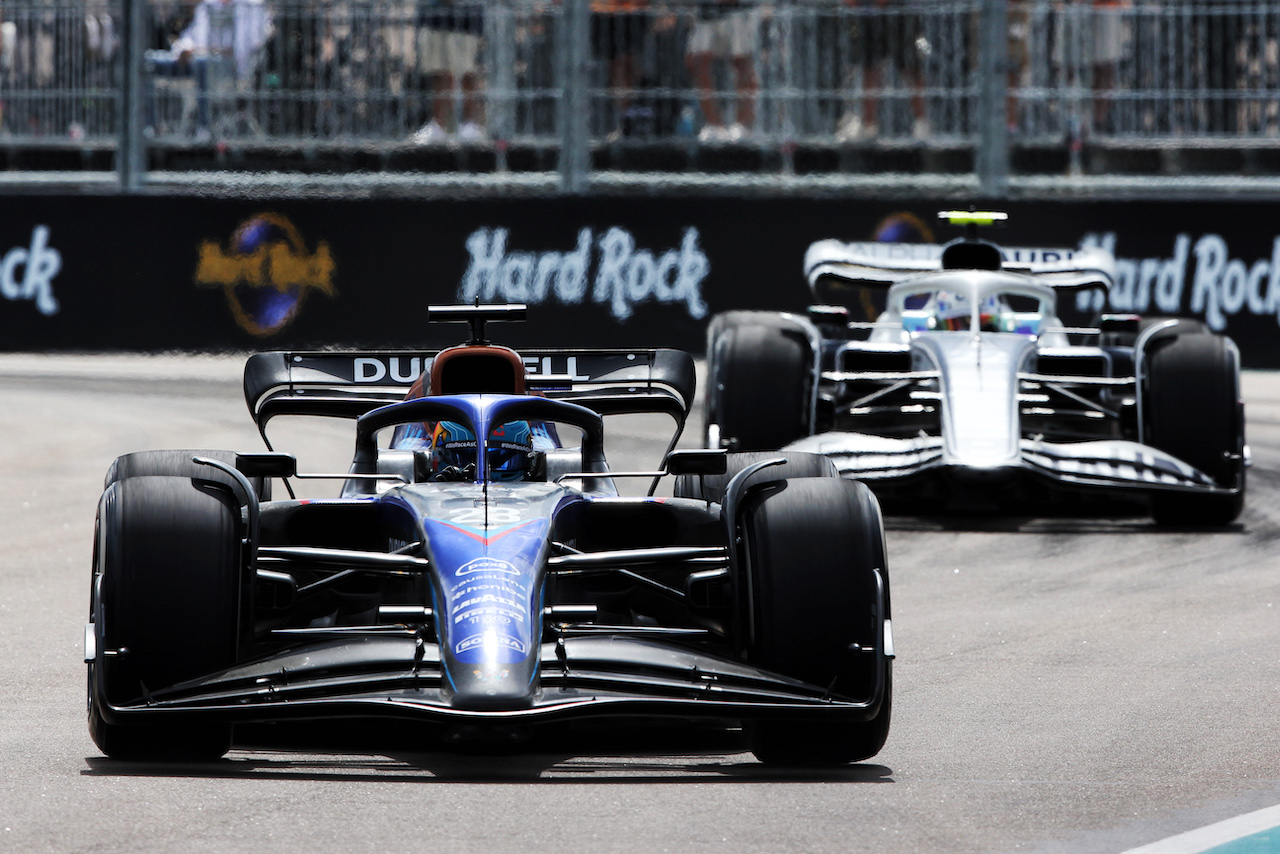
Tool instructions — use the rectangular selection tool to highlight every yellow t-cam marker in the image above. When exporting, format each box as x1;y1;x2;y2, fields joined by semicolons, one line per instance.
938;210;1009;227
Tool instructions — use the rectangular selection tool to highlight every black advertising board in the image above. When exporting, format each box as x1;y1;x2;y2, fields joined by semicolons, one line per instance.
2;194;1279;365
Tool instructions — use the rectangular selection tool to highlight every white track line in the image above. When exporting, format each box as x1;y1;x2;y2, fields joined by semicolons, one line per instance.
1121;804;1280;854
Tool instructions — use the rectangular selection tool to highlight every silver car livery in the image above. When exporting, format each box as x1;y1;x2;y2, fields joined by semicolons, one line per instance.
702;212;1246;525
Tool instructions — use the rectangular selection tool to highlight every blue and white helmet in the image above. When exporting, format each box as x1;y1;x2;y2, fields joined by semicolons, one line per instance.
431;420;533;482
485;420;534;482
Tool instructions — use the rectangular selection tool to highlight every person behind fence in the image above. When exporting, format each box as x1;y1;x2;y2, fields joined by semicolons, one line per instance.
1006;0;1028;133
836;0;928;141
144;0;272;141
150;0;196;59
1089;0;1127;133
1052;0;1128;136
592;0;649;140
0;7;11;131
412;0;486;144
686;0;761;143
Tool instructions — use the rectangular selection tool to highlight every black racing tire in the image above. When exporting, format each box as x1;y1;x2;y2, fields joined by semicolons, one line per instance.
88;475;243;760
673;450;838;505
1105;318;1210;354
739;477;892;765
1142;317;1209;338
105;449;269;501
1142;332;1245;526
705;312;812;452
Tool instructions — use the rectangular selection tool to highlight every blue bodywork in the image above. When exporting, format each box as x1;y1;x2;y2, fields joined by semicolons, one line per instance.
90;347;891;751
362;394;597;710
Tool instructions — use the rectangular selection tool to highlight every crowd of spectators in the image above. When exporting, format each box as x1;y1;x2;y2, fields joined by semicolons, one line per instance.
0;0;1278;147
144;0;272;140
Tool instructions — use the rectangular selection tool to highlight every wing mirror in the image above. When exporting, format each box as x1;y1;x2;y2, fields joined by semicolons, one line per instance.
663;449;728;476
235;453;297;478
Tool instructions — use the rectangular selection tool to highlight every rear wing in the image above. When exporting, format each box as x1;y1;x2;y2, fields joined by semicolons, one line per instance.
243;347;697;433
804;240;1115;292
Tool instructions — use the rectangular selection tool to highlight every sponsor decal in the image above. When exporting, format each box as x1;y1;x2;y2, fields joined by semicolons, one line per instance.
453;581;529;599
437;513;535;545
456;634;526;655
521;355;591;381
351;353;593;384
874;212;935;246
850;213;938;320
455;556;521;577
1003;249;1079;264
454;606;522;627
450;561;531;659
195;212;336;336
458;226;709;321
1;226;61;316
471;668;512;683
1078;231;1280;332
455;592;523;612
354;356;426;383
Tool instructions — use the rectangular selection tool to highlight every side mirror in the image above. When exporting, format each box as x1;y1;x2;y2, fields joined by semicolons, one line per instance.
1099;313;1141;334
236;452;297;479
663;449;728;477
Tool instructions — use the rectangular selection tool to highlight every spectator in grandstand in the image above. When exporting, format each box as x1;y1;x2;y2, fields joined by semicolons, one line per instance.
1053;0;1127;136
0;7;10;73
685;0;760;143
1192;0;1237;133
412;0;486;144
259;0;325;137
592;0;649;140
0;8;8;132
1090;0;1126;133
144;0;273;142
1007;0;1028;133
150;0;196;54
83;1;118;65
1232;5;1279;134
807;0;850;138
835;0;928;141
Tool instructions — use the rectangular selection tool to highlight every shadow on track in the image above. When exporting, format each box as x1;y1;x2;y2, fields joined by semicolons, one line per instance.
82;721;896;785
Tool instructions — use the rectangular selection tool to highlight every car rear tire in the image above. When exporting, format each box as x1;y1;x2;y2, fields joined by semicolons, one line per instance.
673;450;837;505
739;477;892;765
705;312;812;451
88;475;243;760
1142;332;1245;526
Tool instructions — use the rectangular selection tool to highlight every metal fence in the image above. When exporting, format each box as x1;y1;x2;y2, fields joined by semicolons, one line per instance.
1;0;1279;195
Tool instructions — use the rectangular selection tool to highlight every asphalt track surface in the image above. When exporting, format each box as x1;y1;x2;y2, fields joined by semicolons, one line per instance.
1;353;1278;854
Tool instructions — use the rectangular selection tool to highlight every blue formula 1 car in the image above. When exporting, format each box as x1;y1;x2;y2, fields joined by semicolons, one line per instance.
86;305;892;766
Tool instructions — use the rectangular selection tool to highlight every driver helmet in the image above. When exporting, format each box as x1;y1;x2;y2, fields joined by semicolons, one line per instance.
931;291;1013;332
486;420;534;482
978;294;1015;332
930;290;972;331
430;420;533;482
430;421;478;477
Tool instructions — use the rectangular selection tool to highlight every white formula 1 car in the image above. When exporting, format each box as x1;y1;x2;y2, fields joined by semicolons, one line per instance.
702;212;1246;524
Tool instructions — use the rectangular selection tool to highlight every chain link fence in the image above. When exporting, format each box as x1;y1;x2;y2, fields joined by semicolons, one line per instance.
1;0;1279;194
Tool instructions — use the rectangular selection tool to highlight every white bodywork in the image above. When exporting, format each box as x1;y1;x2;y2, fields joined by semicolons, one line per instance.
781;241;1224;497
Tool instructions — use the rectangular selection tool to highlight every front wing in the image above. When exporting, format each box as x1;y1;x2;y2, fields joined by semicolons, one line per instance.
93;633;888;727
785;432;1232;496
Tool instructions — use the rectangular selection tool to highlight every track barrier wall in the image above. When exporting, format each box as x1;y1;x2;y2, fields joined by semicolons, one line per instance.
3;194;1280;367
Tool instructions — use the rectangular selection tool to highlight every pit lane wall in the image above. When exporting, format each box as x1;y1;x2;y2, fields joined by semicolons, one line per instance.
3;195;1280;367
